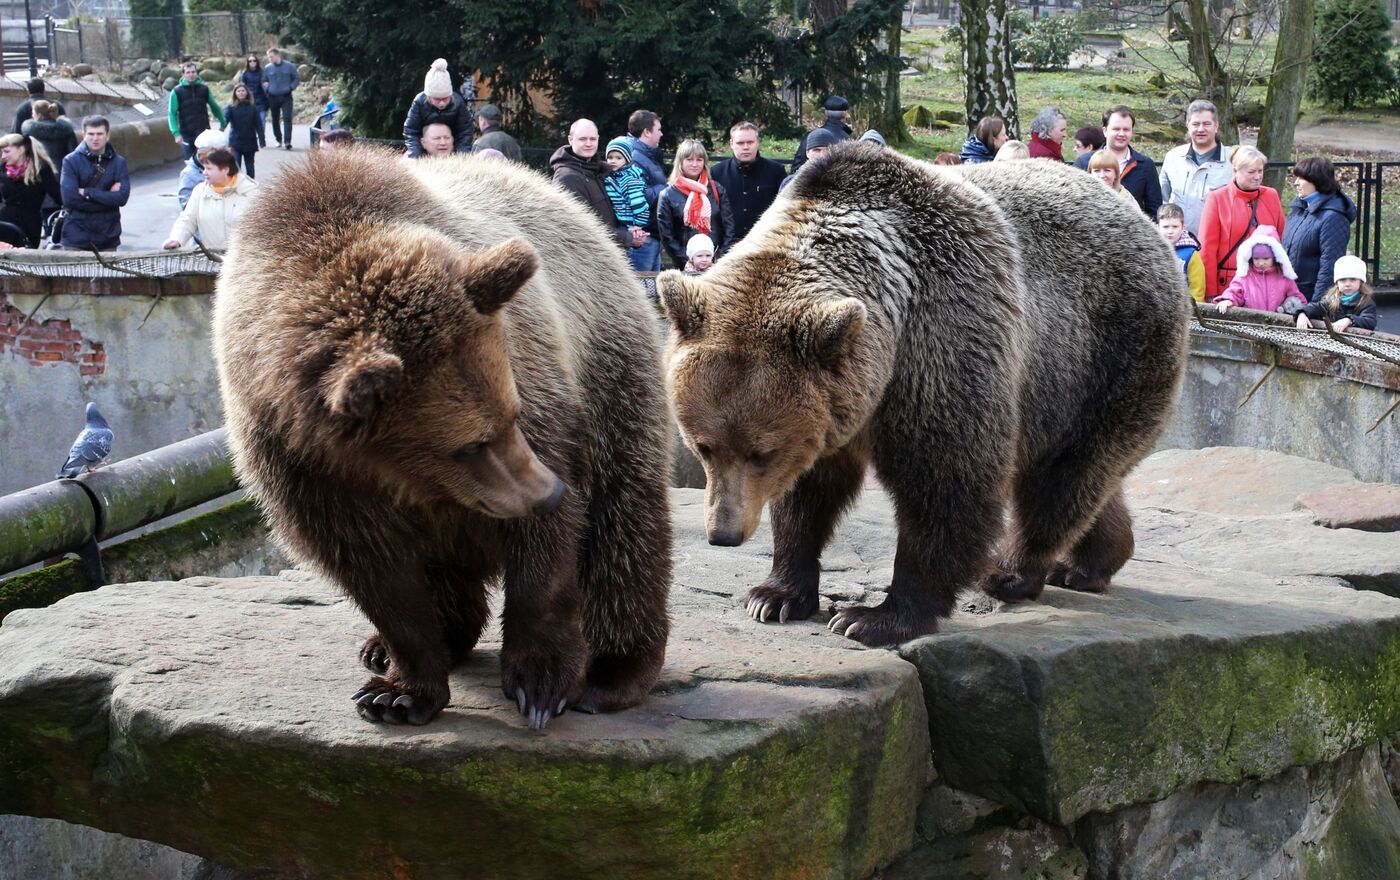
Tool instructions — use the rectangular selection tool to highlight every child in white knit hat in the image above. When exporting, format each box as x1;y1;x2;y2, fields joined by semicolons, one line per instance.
685;234;715;273
1295;255;1378;332
403;58;472;157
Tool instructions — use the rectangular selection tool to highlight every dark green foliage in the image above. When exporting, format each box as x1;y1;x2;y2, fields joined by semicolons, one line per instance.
263;0;903;146
1309;0;1397;110
130;0;183;58
1012;12;1084;71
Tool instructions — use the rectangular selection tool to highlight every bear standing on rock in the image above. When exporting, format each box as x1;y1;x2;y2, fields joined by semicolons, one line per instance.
213;150;672;727
658;143;1190;646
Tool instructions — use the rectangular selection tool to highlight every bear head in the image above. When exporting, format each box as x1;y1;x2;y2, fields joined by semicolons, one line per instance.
657;265;878;547
309;228;565;519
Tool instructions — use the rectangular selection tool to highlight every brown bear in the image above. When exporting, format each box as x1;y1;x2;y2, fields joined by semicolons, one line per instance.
658;143;1190;646
213;149;672;727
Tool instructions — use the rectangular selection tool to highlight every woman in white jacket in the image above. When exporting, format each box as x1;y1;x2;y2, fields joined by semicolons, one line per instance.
163;147;257;250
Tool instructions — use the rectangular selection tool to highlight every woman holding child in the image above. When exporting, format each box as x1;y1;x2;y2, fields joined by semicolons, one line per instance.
1198;146;1285;300
657;139;733;269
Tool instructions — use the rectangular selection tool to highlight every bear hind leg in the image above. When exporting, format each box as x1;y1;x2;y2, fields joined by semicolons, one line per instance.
358;568;491;674
347;564;454;726
747;445;868;625
1045;487;1134;594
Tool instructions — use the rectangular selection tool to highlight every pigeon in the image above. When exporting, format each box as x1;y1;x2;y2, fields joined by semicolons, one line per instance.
58;402;113;478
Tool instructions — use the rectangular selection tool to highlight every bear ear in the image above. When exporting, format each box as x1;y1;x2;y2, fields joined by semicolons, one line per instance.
456;237;540;315
798;298;866;368
322;340;404;421
657;270;708;340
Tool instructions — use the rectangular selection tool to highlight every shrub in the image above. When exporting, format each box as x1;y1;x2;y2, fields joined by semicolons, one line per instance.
1013;13;1085;71
1309;0;1398;110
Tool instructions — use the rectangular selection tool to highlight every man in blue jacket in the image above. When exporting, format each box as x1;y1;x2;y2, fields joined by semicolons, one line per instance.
59;116;130;251
1073;105;1162;218
624;109;667;272
262;47;301;150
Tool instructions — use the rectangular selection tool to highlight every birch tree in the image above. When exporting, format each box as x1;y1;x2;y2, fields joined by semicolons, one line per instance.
961;0;1020;137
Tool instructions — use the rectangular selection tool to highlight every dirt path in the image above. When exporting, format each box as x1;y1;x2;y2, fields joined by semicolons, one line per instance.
1289;120;1400;157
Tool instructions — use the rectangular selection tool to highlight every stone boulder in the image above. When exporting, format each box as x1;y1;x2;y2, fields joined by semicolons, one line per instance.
1297;482;1400;532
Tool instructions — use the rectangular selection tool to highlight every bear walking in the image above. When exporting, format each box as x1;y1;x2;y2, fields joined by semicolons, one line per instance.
214;150;672;726
658;143;1189;646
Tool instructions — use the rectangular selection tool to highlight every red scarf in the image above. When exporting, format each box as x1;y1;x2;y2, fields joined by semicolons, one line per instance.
4;160;27;180
673;172;718;236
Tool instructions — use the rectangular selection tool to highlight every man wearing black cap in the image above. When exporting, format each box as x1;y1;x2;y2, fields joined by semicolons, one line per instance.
779;127;840;192
790;95;853;174
472;104;521;162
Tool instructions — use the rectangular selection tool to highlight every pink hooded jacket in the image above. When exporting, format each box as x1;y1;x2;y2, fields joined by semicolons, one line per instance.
1213;225;1302;312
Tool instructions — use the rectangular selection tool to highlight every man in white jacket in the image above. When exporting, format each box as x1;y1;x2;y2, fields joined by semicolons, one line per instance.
163;147;257;251
1159;99;1234;237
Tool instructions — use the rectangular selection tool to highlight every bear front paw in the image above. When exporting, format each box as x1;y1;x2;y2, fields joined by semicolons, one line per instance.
359;635;390;674
982;568;1046;603
744;580;819;624
351;675;448;725
500;644;586;732
1045;562;1110;594
828;602;938;646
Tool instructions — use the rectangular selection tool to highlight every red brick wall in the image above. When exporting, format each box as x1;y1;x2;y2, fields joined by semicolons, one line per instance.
0;292;106;375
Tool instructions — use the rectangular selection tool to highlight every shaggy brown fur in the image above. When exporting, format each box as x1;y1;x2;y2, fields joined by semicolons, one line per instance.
658;142;1190;646
214;148;672;726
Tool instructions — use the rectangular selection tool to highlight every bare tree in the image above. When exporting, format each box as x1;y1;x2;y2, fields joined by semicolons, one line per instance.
1257;0;1316;187
962;0;1020;137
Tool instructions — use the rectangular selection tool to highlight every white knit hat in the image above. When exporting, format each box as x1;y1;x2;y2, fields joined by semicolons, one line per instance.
194;129;227;150
1333;254;1367;282
424;59;453;99
686;234;715;259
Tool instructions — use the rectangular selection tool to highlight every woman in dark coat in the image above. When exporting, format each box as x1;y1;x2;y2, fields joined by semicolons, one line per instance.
223;83;261;178
239;54;268;148
1282;157;1357;303
657;139;733;269
20;100;76;166
0;133;60;247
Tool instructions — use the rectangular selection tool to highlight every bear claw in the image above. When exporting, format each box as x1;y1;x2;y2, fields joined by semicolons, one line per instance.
982;570;1046;604
744;583;818;625
827;603;936;647
1046;563;1110;593
359;636;390;675
351;677;444;725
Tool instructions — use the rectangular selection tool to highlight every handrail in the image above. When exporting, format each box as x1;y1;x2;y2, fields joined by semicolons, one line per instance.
0;428;236;578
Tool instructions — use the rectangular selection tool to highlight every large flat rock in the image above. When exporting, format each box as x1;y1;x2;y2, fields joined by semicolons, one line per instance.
2;448;1399;877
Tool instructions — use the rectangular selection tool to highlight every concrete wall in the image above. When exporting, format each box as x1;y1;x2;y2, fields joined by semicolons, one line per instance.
0;288;220;496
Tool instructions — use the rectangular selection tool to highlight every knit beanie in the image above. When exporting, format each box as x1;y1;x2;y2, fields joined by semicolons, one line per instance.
859;129;887;147
806;128;840;150
1251;243;1273;259
685;234;715;259
424;59;453;99
1333;254;1367;282
605;137;632;161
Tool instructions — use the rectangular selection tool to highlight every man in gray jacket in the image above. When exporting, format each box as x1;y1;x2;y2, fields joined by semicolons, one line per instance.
262;47;301;150
471;105;521;161
1159;99;1234;237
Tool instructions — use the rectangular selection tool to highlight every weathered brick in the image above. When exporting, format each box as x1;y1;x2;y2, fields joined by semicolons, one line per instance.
33;351;62;362
79;364;101;376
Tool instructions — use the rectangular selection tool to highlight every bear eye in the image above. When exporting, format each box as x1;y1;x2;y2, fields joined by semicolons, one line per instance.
748;450;773;468
695;443;712;460
453;442;486;462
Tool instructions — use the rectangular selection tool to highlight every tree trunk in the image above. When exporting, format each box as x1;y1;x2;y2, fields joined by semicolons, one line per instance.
1258;0;1315;189
962;0;1019;138
878;14;911;143
1180;0;1237;142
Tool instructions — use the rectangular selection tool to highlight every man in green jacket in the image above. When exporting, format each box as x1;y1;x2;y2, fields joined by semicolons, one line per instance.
168;62;226;161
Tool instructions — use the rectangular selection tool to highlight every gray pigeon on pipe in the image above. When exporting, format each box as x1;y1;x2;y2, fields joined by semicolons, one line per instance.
58;402;113;478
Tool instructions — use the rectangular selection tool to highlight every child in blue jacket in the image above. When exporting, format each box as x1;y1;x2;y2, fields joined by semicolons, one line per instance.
604;137;650;237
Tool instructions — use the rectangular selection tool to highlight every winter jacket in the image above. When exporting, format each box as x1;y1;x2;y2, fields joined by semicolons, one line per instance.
549;146;628;249
20;117;77;167
1158;142;1234;236
473;126;522;162
166;173;258;250
792;119;852;173
178;155;205;210
167;77;226;141
959;134;996;165
0;163;60;246
605;163;650;227
624;136;669;233
1074;146;1162;217
1171;230;1207;302
1028;132;1064;162
223;102;261;154
1211;226;1301;312
1199;181;1286;300
710;154;786;242
1299;294;1378;330
59;142;130;250
262;60;300;96
12;97;64;135
1282;191;1357;303
240;68;269;109
656;178;734;268
402;92;473;157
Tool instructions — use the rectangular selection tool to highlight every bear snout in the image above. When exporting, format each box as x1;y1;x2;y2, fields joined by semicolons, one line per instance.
708;527;744;547
532;477;568;516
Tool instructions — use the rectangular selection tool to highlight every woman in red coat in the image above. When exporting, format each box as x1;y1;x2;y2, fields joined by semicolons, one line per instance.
1199;146;1285;300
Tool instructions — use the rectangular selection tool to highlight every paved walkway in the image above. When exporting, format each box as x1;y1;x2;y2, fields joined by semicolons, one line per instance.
120;124;316;251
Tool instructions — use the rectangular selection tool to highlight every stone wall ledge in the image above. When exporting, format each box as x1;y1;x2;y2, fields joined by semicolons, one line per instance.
2;448;1399;878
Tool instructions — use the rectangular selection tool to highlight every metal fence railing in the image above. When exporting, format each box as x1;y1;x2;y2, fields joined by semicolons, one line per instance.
48;10;279;70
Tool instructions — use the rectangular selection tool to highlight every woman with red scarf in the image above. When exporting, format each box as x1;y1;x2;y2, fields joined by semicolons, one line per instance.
657;139;733;269
0;133;59;247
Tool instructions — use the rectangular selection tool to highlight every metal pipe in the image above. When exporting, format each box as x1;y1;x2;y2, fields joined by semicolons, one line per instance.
0;480;96;575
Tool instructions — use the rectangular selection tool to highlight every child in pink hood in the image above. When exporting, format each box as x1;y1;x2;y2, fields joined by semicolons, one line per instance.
1212;226;1303;314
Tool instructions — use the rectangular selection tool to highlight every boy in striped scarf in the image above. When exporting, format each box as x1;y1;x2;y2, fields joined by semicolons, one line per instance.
604;137;650;238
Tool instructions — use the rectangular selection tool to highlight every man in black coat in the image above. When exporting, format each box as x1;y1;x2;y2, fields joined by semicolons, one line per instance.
790;95;853;174
710;121;787;243
550;118;639;252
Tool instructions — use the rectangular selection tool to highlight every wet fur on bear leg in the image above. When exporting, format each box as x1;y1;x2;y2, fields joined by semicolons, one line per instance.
747;445;868;624
1045;488;1134;593
360;565;492;674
